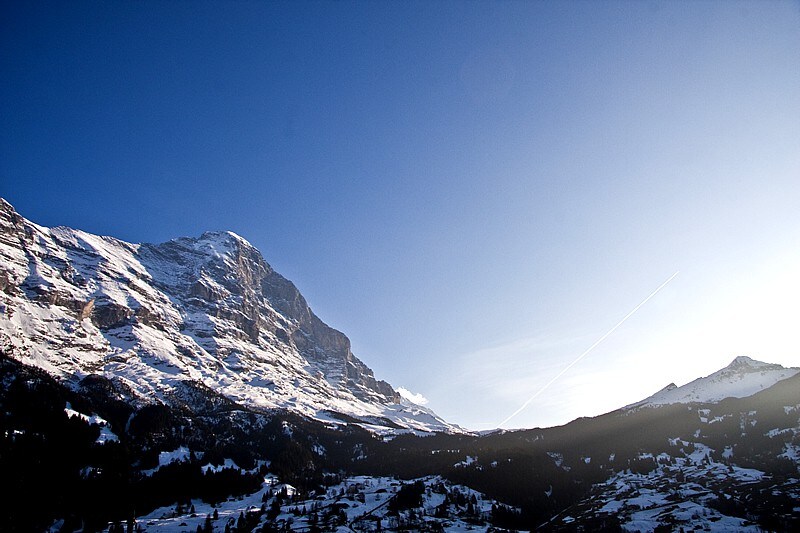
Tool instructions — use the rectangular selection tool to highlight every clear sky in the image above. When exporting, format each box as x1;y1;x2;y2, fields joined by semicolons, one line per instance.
2;1;799;430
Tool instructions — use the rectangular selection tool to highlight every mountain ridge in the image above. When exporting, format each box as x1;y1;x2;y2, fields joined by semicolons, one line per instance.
0;197;456;433
626;355;800;409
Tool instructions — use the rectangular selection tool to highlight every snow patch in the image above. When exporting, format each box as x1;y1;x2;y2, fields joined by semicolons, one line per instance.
64;403;118;443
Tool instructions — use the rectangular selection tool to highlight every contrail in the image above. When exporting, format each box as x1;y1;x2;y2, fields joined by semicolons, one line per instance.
498;270;680;429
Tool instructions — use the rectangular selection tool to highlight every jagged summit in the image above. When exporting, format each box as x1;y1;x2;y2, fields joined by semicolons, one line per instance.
0;198;456;433
178;230;257;256
199;229;248;242
654;382;678;395
725;355;770;369
627;356;800;409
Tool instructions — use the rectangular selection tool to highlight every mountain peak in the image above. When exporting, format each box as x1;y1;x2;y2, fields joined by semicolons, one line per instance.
162;230;255;258
725;355;767;369
659;383;678;393
0;198;457;434
198;230;250;246
627;356;800;409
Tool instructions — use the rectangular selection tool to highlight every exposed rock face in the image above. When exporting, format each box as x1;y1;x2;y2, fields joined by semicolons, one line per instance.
0;198;453;432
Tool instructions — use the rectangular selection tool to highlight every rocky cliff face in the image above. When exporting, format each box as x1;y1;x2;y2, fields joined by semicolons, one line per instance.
0;198;454;432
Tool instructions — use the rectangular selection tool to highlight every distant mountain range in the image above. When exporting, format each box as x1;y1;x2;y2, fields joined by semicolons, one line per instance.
1;197;798;532
627;355;800;409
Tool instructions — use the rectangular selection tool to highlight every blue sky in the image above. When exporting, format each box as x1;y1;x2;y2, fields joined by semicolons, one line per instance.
2;1;799;430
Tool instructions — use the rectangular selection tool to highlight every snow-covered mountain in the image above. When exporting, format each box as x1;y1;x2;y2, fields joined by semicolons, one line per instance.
626;355;800;409
0;198;456;433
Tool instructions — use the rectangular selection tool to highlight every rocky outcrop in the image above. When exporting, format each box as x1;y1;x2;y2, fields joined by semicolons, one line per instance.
136;231;399;402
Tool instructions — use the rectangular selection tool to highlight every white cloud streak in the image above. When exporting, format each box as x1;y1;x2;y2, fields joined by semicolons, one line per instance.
497;271;680;428
397;387;429;405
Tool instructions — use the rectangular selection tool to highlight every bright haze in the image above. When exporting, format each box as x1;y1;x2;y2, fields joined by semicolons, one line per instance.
2;1;799;431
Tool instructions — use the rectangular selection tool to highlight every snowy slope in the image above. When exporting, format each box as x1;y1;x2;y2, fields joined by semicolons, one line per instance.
626;356;800;408
137;474;507;532
560;442;782;532
0;198;458;433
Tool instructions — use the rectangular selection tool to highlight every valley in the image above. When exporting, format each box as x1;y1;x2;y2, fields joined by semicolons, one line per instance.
2;198;799;532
